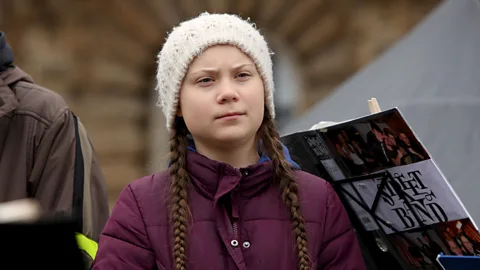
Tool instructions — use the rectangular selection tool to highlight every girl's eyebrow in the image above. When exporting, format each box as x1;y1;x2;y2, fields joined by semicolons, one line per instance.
189;63;255;76
189;67;219;77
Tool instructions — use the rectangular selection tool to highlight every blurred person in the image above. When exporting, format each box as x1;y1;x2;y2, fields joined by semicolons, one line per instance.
383;128;404;166
446;238;466;256
407;242;429;269
398;132;425;161
443;229;467;255
93;13;364;270
335;132;366;175
419;232;444;269
460;234;480;256
421;231;444;258
350;134;377;170
366;122;392;167
0;32;109;268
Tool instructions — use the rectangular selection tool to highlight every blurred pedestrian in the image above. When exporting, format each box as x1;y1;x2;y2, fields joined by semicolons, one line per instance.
0;31;109;268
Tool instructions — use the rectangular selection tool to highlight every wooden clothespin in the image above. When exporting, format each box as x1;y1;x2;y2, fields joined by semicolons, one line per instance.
368;98;381;114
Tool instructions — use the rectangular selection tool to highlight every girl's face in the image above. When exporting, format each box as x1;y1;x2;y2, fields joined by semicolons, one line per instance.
178;45;265;148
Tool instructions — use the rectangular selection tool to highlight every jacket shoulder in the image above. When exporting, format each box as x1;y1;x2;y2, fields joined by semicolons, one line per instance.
293;170;331;196
12;77;70;125
127;170;171;226
129;170;170;197
292;170;333;223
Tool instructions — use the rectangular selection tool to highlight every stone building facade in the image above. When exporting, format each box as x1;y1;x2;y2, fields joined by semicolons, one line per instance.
0;0;439;207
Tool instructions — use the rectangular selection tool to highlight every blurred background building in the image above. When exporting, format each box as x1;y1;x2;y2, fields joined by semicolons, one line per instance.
0;0;439;208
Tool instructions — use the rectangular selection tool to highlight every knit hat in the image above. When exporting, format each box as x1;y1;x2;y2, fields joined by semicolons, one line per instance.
155;12;275;132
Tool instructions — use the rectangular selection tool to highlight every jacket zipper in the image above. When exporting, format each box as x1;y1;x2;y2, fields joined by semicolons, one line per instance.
232;184;240;240
232;221;238;239
232;169;247;242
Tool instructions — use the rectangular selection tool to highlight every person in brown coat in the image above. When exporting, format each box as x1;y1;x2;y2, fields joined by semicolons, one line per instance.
0;31;109;268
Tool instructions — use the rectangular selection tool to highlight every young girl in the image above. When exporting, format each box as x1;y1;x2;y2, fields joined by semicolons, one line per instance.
93;13;364;270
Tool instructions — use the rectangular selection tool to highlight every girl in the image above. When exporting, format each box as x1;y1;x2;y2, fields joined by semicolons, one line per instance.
93;13;364;270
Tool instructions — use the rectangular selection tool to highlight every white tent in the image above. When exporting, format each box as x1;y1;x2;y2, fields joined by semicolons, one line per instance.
281;0;480;223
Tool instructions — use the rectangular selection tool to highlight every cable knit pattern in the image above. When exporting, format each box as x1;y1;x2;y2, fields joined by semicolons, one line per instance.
155;12;276;131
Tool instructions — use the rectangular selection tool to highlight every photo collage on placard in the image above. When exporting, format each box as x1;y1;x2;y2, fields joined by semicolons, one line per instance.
312;109;474;235
281;108;480;269
433;218;480;256
318;109;430;179
390;218;480;269
390;228;446;270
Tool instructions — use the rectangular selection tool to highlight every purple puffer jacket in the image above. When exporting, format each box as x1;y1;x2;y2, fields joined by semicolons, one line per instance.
93;150;365;270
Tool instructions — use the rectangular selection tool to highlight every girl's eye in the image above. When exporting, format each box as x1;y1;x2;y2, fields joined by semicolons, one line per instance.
197;77;213;84
237;72;251;79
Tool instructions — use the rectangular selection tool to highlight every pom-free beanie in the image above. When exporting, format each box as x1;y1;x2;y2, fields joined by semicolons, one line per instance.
155;12;275;132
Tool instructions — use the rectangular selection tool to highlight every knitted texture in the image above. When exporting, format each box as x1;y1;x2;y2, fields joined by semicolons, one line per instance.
155;12;275;132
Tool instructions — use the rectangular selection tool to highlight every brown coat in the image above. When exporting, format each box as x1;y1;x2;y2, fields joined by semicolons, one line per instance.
0;66;109;266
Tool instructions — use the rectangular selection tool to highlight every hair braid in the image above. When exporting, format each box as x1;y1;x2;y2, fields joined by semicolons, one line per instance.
169;119;191;270
261;114;311;270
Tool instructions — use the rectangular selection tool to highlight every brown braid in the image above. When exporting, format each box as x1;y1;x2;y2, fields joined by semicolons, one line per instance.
169;119;191;270
261;113;311;270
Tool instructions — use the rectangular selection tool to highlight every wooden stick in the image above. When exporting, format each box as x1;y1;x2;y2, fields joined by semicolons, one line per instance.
368;98;382;114
372;98;381;112
368;99;375;114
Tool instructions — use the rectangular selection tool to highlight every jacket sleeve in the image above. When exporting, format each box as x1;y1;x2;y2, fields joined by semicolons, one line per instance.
29;109;110;267
317;182;366;270
93;184;157;269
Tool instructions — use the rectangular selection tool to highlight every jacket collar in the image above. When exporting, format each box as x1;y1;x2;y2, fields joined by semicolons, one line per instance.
0;32;34;118
0;67;33;118
182;141;300;200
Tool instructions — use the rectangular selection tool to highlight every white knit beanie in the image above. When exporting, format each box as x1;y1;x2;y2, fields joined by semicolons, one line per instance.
155;12;275;132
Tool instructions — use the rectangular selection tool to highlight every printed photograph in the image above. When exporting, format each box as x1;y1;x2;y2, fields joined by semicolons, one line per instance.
320;109;430;178
389;218;480;269
390;227;448;270
433;218;480;256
